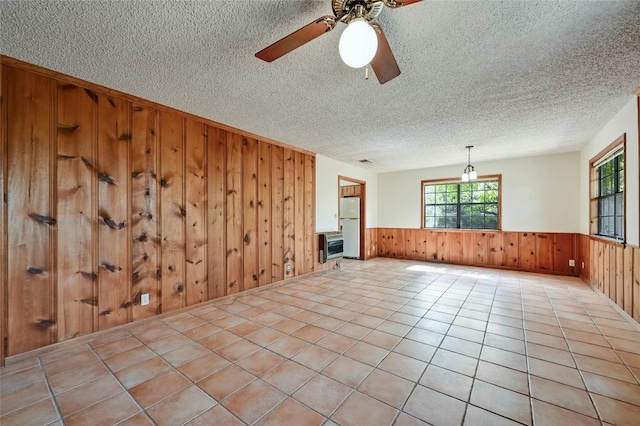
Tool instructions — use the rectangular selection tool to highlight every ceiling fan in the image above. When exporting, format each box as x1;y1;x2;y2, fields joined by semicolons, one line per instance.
255;0;423;84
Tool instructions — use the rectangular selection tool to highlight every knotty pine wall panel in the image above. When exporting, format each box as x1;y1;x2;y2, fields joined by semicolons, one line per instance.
294;151;305;276
304;155;315;272
185;119;207;306
130;103;160;321
6;67;55;355
271;145;284;282
258;141;272;286
56;83;96;339
159;111;186;312
242;137;259;291
283;148;295;277
226;133;243;294
1;58;319;362
97;94;131;329
207;126;226;300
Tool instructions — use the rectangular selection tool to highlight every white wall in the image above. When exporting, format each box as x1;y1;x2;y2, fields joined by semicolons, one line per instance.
315;155;378;232
580;96;639;246
377;152;581;232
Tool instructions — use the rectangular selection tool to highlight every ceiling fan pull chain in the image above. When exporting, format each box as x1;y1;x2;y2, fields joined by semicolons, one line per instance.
365;65;370;80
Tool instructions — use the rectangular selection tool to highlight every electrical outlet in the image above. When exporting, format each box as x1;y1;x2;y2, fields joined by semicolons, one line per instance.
141;293;150;306
569;259;575;267
286;263;292;273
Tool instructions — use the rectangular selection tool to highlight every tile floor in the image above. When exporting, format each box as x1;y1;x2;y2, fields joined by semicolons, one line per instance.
2;258;640;425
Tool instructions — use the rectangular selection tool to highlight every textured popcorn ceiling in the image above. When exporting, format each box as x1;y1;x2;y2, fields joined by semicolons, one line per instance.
2;1;639;172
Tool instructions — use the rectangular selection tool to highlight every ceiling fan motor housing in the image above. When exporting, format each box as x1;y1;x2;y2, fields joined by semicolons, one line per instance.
333;0;383;22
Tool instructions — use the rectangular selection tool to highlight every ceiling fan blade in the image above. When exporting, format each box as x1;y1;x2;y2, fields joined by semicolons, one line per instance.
256;16;336;62
370;23;401;84
398;0;423;6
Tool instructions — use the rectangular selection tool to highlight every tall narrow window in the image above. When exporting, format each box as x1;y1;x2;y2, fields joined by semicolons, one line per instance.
590;135;625;240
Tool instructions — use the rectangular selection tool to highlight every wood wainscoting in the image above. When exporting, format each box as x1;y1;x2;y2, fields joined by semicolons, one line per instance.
1;57;318;361
374;228;578;276
577;235;640;322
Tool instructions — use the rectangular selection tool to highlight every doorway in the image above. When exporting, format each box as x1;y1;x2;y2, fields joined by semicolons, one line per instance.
338;176;365;260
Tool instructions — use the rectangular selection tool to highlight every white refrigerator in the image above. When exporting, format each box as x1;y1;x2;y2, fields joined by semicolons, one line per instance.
340;197;360;258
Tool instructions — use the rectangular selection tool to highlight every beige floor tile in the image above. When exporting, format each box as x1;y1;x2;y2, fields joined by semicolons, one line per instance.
178;352;231;382
0;397;59;426
64;392;139;426
359;368;414;408
56;374;123;416
256;397;325;426
530;376;597;417
592;393;640;426
378;352;427;381
0;365;45;395
42;349;99;377
464;405;522;426
470;380;532;425
404;385;466;425
129;370;191;408
292;374;352;416
331;391;397;426
475;360;529;394
323;356;374;388
528;357;585;389
49;361;110;394
222;380;286;424
267;335;310;358
344;341;390;366
0;380;51;416
292;345;339;371
235;349;285;376
197;364;255;401
103;345;156;372
361;329;402;350
316;333;357;353
419;364;473;401
431;348;478;377
531;399;600;426
115;357;173;389
184;405;243;426
262;360;315;394
582;371;640;406
146;385;216;426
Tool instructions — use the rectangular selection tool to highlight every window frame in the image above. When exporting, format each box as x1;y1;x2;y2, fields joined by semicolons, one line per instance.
420;174;502;230
589;134;626;242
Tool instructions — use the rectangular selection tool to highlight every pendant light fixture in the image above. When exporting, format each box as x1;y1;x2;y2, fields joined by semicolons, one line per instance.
338;5;378;69
462;145;478;182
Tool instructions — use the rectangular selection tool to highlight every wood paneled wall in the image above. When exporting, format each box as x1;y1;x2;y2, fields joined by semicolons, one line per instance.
577;235;640;322
375;228;577;276
1;59;317;359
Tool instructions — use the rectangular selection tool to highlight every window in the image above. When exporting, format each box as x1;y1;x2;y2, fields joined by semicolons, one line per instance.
422;176;500;229
590;136;625;240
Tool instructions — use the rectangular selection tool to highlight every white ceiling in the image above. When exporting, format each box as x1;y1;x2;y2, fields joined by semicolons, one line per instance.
2;1;639;173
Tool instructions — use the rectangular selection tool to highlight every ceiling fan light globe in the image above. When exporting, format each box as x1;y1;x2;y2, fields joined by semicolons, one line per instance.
462;172;469;182
469;170;477;180
339;18;378;68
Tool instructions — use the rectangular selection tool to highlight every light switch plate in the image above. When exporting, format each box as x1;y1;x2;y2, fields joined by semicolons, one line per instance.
141;293;150;306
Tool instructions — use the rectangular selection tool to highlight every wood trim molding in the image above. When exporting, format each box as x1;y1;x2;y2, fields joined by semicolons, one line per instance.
0;55;316;158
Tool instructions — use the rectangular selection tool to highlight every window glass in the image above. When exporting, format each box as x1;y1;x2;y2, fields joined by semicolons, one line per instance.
423;178;500;230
